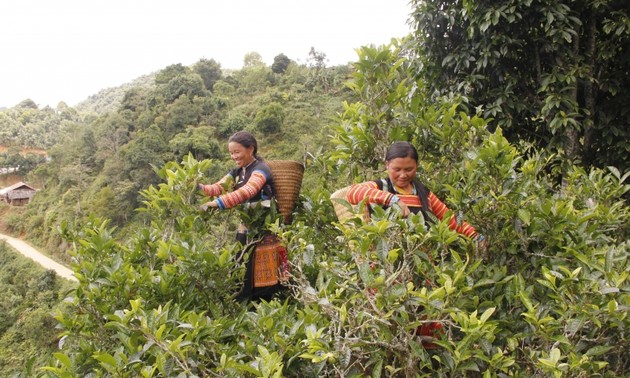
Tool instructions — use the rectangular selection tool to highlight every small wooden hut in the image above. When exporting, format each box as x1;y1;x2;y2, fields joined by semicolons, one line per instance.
0;182;37;206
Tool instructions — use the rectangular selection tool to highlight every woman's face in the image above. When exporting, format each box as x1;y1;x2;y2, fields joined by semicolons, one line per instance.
228;142;255;168
386;156;417;189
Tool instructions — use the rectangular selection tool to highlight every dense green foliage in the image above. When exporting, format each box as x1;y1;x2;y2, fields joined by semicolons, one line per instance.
0;100;81;150
0;148;47;176
0;242;74;377
409;0;630;172
37;42;629;377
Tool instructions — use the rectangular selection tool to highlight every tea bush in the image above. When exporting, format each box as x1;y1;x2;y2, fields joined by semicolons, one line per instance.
43;42;629;377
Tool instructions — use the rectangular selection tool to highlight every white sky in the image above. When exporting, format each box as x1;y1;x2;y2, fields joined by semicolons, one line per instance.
0;0;413;108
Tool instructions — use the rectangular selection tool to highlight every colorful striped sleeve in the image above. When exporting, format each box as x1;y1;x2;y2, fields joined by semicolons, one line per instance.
347;181;397;206
428;192;478;238
200;174;232;197
217;170;268;209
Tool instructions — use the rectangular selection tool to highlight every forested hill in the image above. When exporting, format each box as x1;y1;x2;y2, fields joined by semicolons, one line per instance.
2;51;354;258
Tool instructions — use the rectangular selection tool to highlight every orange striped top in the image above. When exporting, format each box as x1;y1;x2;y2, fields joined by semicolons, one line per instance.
347;181;478;238
199;160;273;209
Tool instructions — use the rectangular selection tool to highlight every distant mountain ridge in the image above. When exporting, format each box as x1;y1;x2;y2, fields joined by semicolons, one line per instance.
74;73;156;114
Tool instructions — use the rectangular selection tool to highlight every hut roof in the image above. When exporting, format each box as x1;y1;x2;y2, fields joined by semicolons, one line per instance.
0;181;36;194
0;182;37;200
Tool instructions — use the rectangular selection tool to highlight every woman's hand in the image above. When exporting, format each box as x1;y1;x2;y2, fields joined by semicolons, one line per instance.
390;195;411;218
199;201;218;212
397;202;411;218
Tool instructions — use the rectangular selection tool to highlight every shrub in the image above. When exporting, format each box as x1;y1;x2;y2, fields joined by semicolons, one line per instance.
44;138;630;376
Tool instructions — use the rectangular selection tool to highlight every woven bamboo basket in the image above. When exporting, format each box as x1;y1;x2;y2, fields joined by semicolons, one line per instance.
330;186;354;223
267;160;304;223
330;186;370;223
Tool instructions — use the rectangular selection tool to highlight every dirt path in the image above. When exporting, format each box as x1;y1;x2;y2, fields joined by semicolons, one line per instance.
0;232;77;282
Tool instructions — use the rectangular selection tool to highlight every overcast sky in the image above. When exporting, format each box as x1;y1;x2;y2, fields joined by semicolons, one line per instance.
0;0;412;108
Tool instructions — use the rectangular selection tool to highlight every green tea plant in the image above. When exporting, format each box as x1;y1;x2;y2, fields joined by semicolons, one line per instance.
43;42;629;377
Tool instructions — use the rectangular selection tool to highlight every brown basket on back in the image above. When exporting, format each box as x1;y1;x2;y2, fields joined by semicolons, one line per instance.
267;160;304;224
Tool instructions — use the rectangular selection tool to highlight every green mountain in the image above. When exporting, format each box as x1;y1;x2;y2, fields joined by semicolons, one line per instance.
3;54;353;260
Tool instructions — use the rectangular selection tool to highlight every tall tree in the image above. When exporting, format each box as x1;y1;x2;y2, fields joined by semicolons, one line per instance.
409;0;630;171
271;53;291;74
169;126;221;160
119;124;171;195
162;73;208;103
16;99;38;109
254;102;284;134
155;63;190;85
307;47;328;69
193;58;223;91
243;51;264;68
306;47;334;92
92;112;132;167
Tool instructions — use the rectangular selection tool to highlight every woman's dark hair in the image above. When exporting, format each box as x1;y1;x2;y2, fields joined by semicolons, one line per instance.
385;141;418;163
228;131;259;158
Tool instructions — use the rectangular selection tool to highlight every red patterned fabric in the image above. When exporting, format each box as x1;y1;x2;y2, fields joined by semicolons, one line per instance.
347;181;395;207
199;159;274;210
427;192;477;238
347;181;478;238
253;235;290;288
200;175;229;197
217;171;267;209
416;321;444;349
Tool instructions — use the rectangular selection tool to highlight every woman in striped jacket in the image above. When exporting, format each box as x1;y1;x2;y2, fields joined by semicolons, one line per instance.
347;141;484;241
198;131;287;301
